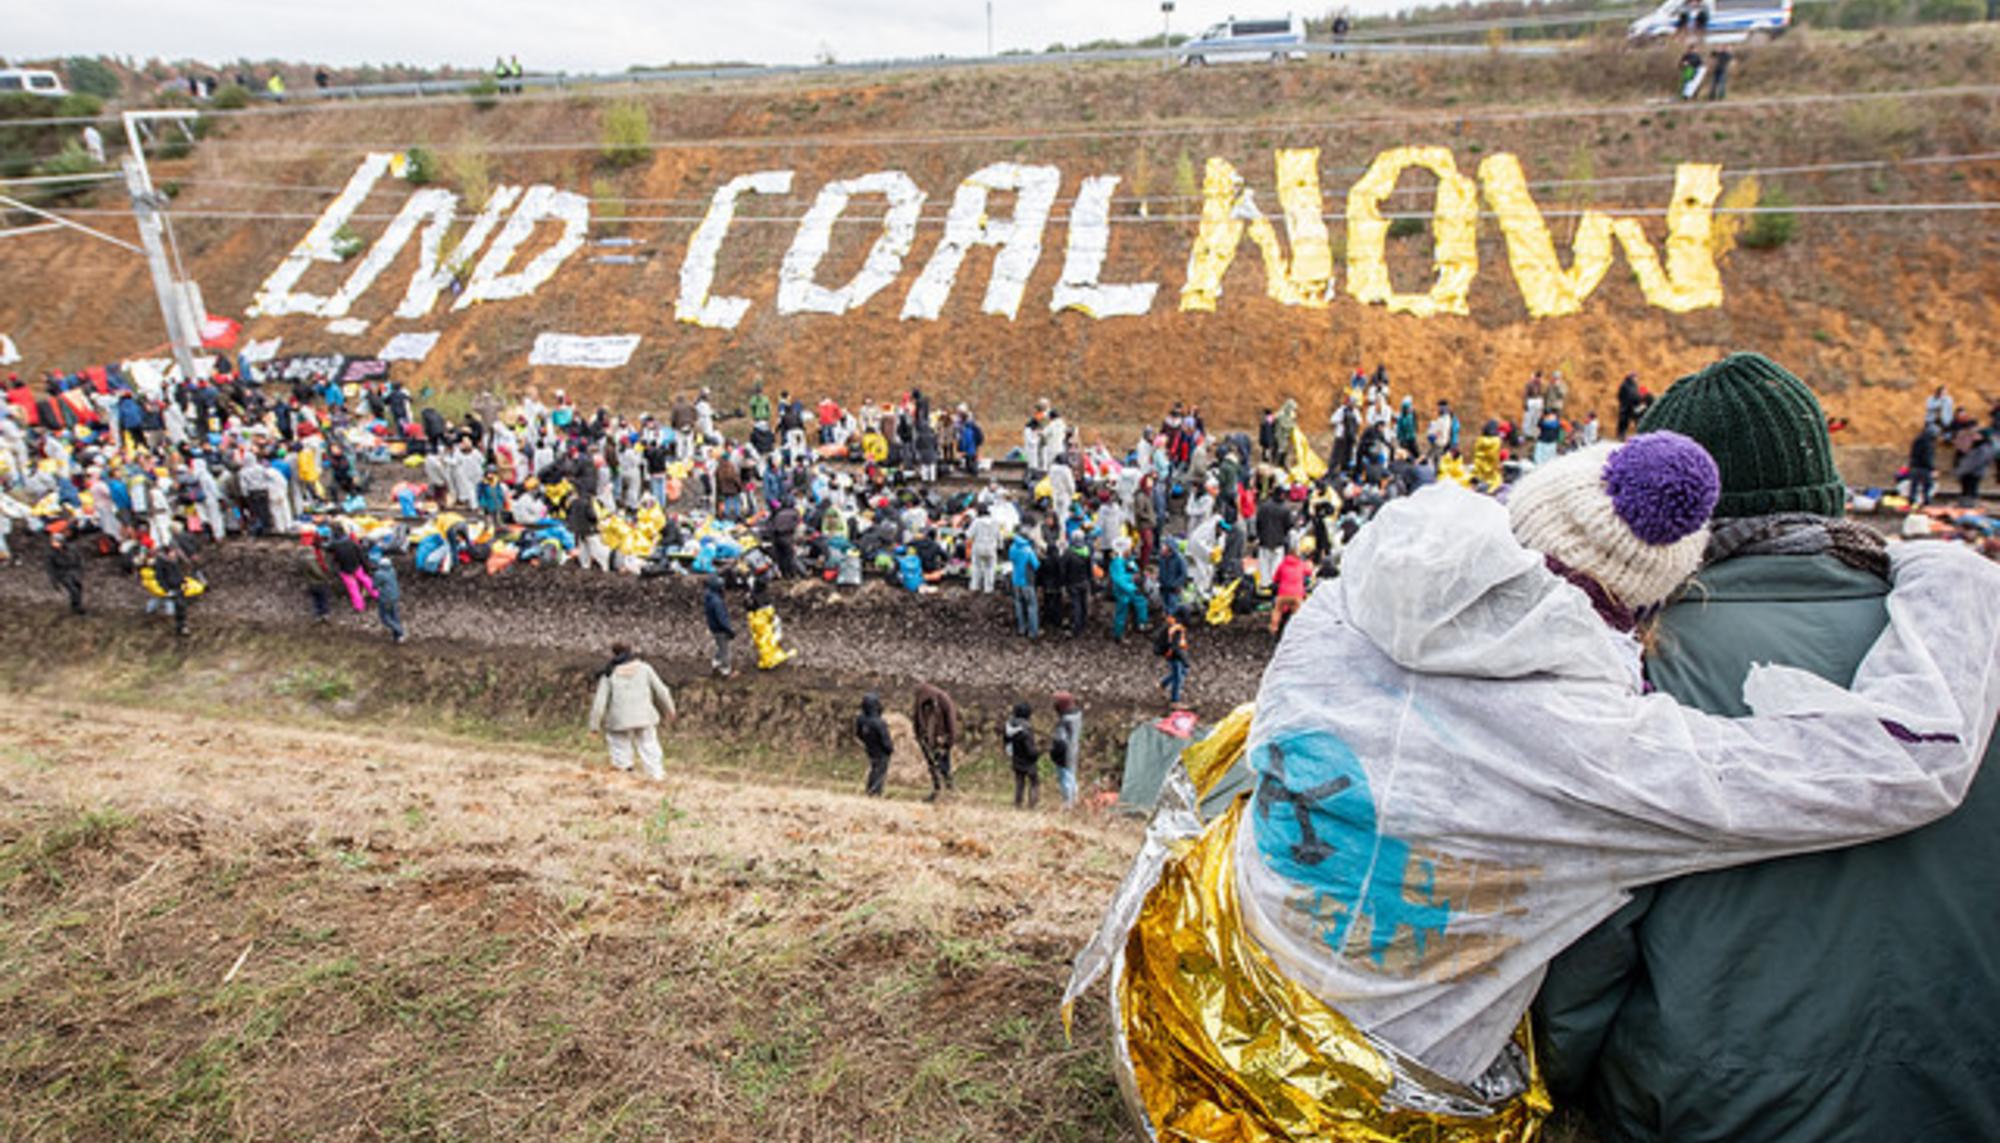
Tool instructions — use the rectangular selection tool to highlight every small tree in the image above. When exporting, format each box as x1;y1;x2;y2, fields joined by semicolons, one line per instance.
210;84;253;110
1916;0;1982;21
64;57;122;100
31;141;103;201
468;74;500;111
403;145;439;185
1739;188;1797;250
600;101;652;169
1172;148;1199;201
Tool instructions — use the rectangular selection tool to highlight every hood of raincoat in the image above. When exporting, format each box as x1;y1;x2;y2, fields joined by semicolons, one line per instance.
860;693;882;718
1339;484;1635;687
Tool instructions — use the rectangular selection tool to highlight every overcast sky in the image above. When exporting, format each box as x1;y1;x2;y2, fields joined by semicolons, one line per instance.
11;0;1411;73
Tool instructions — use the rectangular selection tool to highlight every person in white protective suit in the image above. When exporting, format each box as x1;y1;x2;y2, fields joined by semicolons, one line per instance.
1243;429;2000;1082
1083;430;2000;1137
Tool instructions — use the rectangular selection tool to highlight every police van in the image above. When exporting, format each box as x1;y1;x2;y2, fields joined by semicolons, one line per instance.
0;68;70;97
1627;0;1793;43
1178;14;1311;65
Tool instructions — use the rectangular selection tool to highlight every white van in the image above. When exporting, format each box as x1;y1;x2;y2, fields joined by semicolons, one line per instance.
0;68;70;97
1179;14;1310;65
1627;0;1793;43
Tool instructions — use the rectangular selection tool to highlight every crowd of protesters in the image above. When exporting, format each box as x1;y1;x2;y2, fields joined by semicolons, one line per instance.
3;353;1994;657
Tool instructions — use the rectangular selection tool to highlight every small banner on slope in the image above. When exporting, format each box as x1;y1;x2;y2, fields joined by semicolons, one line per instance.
528;333;641;370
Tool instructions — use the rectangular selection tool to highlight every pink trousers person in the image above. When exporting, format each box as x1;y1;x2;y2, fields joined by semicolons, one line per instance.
338;566;377;611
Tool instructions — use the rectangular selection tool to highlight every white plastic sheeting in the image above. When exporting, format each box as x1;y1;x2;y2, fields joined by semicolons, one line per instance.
901;162;1061;322
454;185;591;311
248;152;395;318
1229;484;2000;1085
0;334;18;365
239;338;282;363
397;186;521;320
528;333;641;369
320;188;458;319
325;318;370;336
776;171;926;317
1050;174;1159;319
380;331;441;362
676;171;795;330
122;355;219;395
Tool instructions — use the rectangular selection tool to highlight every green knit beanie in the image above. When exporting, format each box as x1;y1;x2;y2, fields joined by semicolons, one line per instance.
1637;353;1845;519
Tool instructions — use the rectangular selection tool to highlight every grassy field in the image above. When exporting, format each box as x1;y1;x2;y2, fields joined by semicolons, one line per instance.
0;694;1139;1139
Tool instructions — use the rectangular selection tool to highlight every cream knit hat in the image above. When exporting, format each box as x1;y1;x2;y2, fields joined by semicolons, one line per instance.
1507;432;1721;610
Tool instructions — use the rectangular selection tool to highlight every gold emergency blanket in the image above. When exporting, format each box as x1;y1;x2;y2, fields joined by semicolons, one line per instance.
1064;705;1549;1142
1118;801;1549;1141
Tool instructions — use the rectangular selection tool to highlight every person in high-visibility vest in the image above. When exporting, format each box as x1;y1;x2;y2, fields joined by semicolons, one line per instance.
265;73;286;99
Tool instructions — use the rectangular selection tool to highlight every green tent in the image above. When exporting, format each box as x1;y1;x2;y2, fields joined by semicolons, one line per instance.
1118;718;1253;820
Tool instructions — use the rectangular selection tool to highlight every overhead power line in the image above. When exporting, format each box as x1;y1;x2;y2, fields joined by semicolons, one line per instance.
33;199;1997;229
179;83;2000;158
161;150;2000;208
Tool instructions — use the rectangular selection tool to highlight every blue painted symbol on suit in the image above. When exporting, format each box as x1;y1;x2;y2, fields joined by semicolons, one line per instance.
1250;731;1453;964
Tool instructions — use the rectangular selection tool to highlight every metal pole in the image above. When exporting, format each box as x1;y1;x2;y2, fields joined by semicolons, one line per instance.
987;1;994;56
121;110;205;381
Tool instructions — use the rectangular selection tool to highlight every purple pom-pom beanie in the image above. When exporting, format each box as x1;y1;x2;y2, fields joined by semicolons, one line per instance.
1508;432;1722;610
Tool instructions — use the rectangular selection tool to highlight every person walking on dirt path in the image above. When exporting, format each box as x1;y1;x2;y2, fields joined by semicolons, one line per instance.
854;693;894;797
147;546;194;638
588;643;677;781
1050;692;1083;808
1157;609;1191;706
912;682;961;802
297;530;333;622
704;574;736;678
1708;47;1733;101
371;550;406;644
1004;702;1042;810
46;532;84;616
327;527;378;612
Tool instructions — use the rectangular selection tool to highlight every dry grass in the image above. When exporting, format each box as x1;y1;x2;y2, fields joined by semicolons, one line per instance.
0;696;1134;1140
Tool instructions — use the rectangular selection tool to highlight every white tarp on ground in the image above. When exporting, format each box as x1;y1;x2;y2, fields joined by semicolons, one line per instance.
240;338;283;363
0;334;20;365
325;318;370;336
122;355;220;397
528;333;641;369
380;332;441;362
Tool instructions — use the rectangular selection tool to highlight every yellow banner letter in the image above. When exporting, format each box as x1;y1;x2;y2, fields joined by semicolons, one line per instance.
1345;146;1479;318
1479;154;1727;317
1179;150;1334;312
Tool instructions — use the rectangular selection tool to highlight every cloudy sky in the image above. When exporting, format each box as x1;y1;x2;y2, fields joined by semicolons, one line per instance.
12;0;1409;72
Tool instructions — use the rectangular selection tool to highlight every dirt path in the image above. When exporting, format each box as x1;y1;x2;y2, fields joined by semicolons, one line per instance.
0;541;1273;713
0;695;1142;1139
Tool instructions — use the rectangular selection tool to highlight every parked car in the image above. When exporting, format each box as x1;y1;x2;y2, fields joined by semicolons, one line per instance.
1178;14;1310;65
1627;0;1793;43
0;68;70;97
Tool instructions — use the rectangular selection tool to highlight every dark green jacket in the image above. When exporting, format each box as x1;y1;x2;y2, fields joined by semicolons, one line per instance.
1537;553;2000;1143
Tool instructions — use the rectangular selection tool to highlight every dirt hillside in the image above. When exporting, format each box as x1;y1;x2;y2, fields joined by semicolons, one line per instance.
5;28;1997;452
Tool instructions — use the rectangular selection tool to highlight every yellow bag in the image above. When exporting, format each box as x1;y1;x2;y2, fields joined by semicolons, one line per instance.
1206;578;1240;627
749;606;795;670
